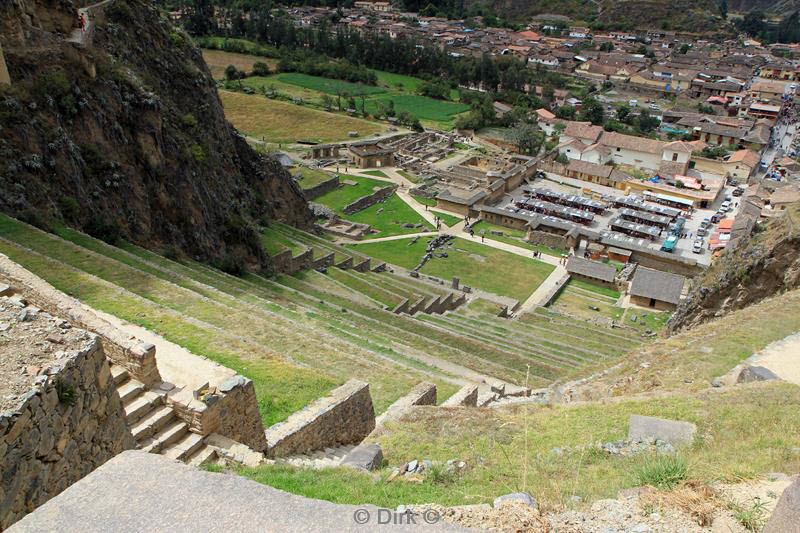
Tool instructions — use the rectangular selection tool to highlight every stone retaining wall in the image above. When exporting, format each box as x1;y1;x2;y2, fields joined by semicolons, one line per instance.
269;249;293;274
409;296;428;315
527;231;569;251
343;186;396;215
265;380;375;458
374;382;436;428
0;334;134;529
312;252;335;270
336;256;354;270
440;384;479;407
302;176;340;200
371;262;387;273
0;254;161;386
166;376;267;453
393;298;410;314
353;259;371;272
291;249;313;272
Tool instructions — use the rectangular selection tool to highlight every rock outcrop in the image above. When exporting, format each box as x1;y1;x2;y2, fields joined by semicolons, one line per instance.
668;207;800;333
0;0;311;273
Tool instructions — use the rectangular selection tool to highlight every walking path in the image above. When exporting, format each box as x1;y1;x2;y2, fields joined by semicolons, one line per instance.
518;266;568;313
67;0;113;46
746;331;800;385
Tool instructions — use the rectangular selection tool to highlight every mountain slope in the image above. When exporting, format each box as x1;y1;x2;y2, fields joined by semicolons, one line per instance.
668;203;800;333
0;0;311;273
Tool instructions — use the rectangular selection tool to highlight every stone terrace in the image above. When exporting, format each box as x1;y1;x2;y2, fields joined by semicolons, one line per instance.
0;215;645;432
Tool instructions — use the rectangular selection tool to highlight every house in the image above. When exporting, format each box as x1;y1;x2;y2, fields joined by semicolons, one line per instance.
568;27;591;39
628;267;685;310
725;149;760;181
348;141;395;168
562;122;604;145
600;131;668;172
565;160;628;189
749;81;785;100
759;64;800;81
565;256;617;288
768;185;800;212
528;54;559;68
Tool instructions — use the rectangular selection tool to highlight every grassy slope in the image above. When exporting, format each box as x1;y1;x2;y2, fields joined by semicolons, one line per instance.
233;383;800;509
290;166;334;190
218;90;386;143
576;287;800;398
350;237;555;301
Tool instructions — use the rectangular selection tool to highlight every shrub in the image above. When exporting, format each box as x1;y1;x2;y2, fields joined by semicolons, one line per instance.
181;113;198;128
252;62;271;77
634;454;688;490
56;381;78;407
85;217;122;245
59;196;81;221
188;144;206;162
106;0;134;23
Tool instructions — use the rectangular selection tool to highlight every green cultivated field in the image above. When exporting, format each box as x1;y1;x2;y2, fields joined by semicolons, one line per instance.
277;73;386;96
365;94;469;123
350;237;554;301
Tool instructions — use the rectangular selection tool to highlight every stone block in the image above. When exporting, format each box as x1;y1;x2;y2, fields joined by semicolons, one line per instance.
341;443;383;471
493;492;536;509
737;365;780;384
764;476;800;533
628;415;696;447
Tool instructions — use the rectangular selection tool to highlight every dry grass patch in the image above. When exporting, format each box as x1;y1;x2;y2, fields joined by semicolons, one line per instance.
219;90;386;143
201;49;277;79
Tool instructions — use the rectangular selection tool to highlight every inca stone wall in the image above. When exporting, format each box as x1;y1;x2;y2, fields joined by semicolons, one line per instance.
0;317;134;529
527;230;569;251
343;186;396;215
265;380;375;458
302;176;340;200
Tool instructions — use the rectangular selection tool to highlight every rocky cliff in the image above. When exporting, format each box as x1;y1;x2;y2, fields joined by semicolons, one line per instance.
668;204;800;333
0;0;312;273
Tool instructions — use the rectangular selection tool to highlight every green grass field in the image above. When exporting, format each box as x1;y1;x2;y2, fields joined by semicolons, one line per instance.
350;237;554;301
345;195;434;237
472;221;566;257
313;175;392;212
361;170;388;177
431;211;462;227
276;73;386;96
365;94;469;123
291;166;335;190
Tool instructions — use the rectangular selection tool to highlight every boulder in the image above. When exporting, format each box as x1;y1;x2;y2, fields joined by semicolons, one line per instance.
628;415;696;447
340;444;383;471
764;476;800;533
493;492;536;509
737;365;780;384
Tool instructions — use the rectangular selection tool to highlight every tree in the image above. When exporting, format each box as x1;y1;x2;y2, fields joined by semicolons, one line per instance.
679;44;690;54
252;62;271;77
224;65;242;81
719;0;728;19
616;104;632;124
321;94;333;111
578;97;604;125
555;105;575;119
509;123;545;156
635;109;660;133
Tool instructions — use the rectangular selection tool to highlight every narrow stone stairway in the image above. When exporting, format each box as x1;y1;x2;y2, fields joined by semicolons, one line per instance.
272;444;358;469
111;364;217;467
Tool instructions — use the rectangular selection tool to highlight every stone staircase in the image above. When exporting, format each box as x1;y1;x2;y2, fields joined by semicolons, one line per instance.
272;444;357;469
111;364;217;467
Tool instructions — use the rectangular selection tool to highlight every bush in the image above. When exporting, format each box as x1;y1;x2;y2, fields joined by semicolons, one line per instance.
634;454;688;490
181;113;198;128
252;62;271;77
59;196;81;221
85;217;122;245
106;0;134;23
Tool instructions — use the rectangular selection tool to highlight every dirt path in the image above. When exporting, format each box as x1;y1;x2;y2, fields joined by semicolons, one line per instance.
746;331;800;385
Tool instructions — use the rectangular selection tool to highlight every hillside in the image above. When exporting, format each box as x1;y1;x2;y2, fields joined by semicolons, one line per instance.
471;0;727;31
669;203;800;333
0;0;311;273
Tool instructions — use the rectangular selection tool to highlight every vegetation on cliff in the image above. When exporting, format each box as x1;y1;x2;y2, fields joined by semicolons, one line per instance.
0;0;311;273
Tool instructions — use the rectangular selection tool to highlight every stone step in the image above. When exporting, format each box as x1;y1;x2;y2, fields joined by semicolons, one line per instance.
116;379;145;403
141;420;188;453
124;392;163;425
130;406;176;442
187;445;218;467
110;364;130;386
162;432;205;462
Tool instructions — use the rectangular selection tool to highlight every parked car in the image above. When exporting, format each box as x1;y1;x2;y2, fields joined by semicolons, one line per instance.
697;227;707;237
720;200;732;212
692;241;703;254
732;187;744;197
700;218;711;229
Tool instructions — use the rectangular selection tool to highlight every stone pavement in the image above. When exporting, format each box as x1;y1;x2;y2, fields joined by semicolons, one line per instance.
8;451;470;533
518;266;568;313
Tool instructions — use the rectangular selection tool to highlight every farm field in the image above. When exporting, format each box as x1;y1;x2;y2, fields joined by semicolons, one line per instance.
364;94;469;124
201;49;277;79
219;91;387;143
276;73;385;96
350;237;555;301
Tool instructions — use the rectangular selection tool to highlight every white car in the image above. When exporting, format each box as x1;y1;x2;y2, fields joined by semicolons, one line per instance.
720;200;731;211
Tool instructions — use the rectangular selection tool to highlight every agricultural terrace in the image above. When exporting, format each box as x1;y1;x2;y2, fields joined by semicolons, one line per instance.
350;237;555;301
218;91;387;143
313;175;434;237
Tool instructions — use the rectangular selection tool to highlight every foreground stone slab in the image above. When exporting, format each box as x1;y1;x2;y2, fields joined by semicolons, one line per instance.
8;451;467;532
737;366;780;384
341;443;384;471
764;476;800;533
627;415;696;447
